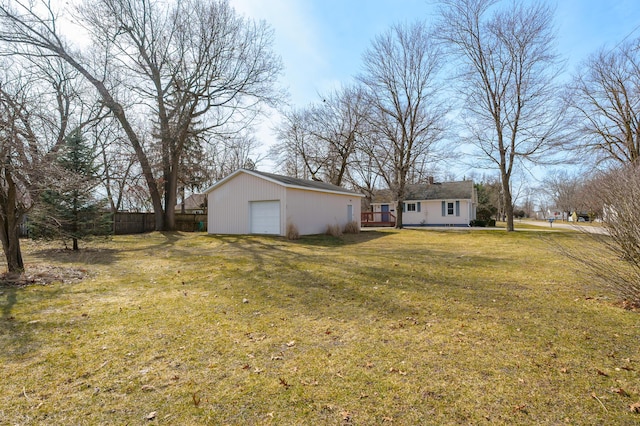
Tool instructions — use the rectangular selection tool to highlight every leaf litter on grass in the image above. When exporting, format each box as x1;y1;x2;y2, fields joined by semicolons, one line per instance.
1;230;639;425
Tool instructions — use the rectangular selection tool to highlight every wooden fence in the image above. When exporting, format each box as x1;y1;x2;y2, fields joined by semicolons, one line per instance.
19;212;208;237
113;212;207;234
175;213;208;233
112;212;156;235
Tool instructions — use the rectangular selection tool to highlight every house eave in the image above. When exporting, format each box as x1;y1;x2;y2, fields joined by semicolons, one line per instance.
204;169;364;198
372;198;474;203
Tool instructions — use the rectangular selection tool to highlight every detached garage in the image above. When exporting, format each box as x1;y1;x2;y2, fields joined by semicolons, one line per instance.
205;169;363;236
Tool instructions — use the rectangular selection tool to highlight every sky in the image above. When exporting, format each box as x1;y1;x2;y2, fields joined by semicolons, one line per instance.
229;0;640;176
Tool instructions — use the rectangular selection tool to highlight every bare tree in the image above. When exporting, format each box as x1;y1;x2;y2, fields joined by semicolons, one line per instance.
0;57;80;272
542;170;581;220
346;136;381;211
358;21;448;229
86;116;139;213
0;77;31;273
271;85;368;186
438;0;566;231
565;165;640;307
569;38;640;166
270;108;323;181
0;0;282;230
309;85;369;186
206;131;264;182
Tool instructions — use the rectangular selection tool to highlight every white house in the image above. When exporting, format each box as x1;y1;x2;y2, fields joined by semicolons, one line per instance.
542;208;567;221
175;193;206;214
204;169;364;236
369;180;477;227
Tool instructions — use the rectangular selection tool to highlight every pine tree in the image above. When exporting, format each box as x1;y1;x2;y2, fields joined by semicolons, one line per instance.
29;129;111;250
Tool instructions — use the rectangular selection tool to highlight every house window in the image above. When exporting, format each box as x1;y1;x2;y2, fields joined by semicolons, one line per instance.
447;202;454;215
407;203;416;212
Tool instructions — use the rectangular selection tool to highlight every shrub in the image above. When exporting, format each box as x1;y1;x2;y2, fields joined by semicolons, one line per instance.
286;223;299;240
343;221;360;234
562;165;640;308
325;224;342;237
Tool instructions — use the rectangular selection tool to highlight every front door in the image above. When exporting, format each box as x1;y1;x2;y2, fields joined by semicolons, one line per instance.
381;204;389;223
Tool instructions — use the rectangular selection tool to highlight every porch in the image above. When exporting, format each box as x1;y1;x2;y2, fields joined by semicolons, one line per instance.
361;211;396;227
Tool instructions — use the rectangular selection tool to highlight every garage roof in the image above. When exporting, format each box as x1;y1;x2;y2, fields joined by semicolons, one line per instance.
204;169;364;197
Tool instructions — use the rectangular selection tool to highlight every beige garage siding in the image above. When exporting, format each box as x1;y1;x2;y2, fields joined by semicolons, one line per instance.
286;188;361;235
208;173;286;235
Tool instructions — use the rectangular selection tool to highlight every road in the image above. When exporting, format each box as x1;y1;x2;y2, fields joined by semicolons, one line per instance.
520;220;609;234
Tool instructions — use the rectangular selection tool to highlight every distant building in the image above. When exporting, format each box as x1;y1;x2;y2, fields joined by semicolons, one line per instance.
176;193;207;214
544;208;566;221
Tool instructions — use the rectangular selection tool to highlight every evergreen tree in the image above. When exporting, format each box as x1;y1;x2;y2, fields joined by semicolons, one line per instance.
30;129;111;250
474;182;499;226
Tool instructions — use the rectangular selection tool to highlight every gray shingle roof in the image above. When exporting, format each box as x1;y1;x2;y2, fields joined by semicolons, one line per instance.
205;169;363;196
176;193;206;210
372;180;475;203
250;170;357;193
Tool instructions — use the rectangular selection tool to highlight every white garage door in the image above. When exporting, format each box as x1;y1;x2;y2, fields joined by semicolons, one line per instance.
250;201;281;235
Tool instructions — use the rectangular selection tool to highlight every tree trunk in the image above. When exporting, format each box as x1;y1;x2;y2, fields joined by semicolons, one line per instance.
502;179;515;232
163;166;179;231
163;184;178;231
51;49;166;231
395;199;404;229
0;219;24;273
0;167;24;273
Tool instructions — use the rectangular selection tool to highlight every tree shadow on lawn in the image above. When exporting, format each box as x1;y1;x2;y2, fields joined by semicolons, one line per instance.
137;231;206;258
209;231;521;322
207;233;418;316
293;230;391;247
1;285;17;320
209;229;390;248
0;283;66;358
29;247;120;266
211;231;391;274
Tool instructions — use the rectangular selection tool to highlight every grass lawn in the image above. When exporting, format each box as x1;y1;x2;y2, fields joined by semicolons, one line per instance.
1;228;639;425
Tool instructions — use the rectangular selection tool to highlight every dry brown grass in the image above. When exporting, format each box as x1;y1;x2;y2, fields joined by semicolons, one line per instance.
1;229;639;425
286;222;300;240
325;223;342;237
343;220;360;234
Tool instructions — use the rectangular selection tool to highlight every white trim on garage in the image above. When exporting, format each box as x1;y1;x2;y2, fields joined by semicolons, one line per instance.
250;200;280;235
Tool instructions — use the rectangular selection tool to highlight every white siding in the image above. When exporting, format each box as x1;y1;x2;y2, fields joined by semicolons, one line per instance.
371;199;475;226
418;200;472;226
208;173;286;235
285;188;361;235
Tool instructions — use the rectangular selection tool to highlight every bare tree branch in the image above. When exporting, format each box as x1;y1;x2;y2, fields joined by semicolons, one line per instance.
359;21;448;228
568;38;640;166
437;0;566;231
